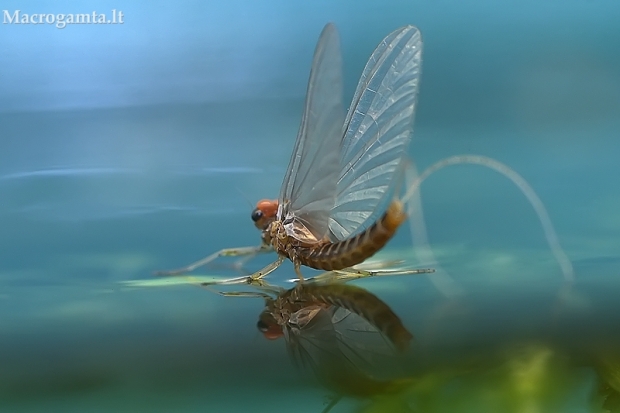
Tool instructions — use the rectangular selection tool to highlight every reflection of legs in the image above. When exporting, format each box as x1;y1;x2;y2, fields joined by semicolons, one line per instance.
197;280;276;299
205;290;274;299
154;245;272;276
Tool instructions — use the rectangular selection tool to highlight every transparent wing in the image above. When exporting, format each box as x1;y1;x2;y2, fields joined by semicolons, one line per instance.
329;26;423;241
284;306;339;372
279;23;345;243
284;305;405;391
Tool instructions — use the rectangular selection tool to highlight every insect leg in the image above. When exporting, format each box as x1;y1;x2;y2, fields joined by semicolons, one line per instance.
293;260;305;281
329;266;434;281
248;256;285;281
154;245;272;276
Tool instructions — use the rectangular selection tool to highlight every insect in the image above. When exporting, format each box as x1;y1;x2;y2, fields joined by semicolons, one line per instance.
211;275;414;405
256;282;412;352
156;23;427;281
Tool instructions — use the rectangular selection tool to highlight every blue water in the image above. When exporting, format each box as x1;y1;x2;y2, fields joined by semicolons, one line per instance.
2;1;620;412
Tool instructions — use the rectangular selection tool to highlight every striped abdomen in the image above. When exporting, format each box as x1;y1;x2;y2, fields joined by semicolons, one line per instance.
296;200;406;272
296;283;413;352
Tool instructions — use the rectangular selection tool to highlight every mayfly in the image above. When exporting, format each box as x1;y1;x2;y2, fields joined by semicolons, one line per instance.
157;23;429;281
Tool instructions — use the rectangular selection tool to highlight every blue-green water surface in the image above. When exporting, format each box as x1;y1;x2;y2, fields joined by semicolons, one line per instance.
1;1;620;412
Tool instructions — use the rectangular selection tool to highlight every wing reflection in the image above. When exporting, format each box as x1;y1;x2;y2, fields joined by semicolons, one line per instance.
257;281;412;397
210;275;414;403
129;265;620;412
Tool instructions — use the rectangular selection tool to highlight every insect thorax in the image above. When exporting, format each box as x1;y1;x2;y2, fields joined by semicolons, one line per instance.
265;220;289;253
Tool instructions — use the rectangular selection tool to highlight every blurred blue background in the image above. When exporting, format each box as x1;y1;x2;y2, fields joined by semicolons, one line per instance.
1;0;620;412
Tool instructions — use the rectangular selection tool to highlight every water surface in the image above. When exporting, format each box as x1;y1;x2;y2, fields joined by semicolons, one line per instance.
1;1;620;412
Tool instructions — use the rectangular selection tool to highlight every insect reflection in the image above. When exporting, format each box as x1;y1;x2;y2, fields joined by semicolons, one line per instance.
207;273;415;408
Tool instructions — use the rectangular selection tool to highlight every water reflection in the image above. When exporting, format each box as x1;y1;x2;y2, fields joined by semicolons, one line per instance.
192;268;619;413
201;272;414;411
